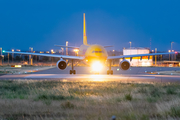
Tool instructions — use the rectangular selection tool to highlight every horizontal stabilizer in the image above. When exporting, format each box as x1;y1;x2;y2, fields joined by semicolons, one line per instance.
54;44;79;49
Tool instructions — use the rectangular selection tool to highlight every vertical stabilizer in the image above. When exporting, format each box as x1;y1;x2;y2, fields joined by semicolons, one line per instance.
83;13;88;45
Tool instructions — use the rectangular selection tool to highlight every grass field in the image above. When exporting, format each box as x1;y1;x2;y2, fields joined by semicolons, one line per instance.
1;80;180;120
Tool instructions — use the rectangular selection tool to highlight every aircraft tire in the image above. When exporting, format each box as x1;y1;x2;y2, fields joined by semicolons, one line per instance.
110;70;113;75
107;70;109;75
73;70;76;74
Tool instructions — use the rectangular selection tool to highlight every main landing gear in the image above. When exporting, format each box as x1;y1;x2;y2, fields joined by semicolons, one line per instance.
107;60;113;75
70;59;76;74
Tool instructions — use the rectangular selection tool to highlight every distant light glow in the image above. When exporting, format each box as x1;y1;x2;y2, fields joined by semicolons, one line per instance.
73;49;79;52
11;65;22;68
142;61;151;66
91;61;103;72
15;65;21;68
51;49;54;53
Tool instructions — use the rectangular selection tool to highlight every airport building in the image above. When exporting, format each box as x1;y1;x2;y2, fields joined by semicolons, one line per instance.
122;47;153;66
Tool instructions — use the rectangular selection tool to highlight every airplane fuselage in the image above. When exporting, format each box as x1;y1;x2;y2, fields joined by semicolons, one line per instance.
79;44;108;63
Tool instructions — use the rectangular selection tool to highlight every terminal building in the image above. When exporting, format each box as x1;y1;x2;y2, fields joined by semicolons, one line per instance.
122;47;153;66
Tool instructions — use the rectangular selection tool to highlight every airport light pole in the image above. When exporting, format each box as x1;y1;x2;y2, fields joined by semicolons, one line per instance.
51;49;54;63
171;42;174;52
151;50;154;65
29;47;33;65
129;42;131;49
66;41;68;55
66;41;68;63
168;50;171;61
61;47;64;55
171;42;174;61
155;48;157;66
12;49;14;63
112;50;115;56
172;50;175;61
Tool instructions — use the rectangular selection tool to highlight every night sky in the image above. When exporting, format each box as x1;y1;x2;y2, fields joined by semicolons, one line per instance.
0;0;180;52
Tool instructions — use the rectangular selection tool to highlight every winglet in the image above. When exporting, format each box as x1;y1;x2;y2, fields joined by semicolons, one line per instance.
83;13;88;45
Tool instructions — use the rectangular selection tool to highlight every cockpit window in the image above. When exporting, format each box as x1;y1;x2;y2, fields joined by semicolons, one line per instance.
92;51;104;53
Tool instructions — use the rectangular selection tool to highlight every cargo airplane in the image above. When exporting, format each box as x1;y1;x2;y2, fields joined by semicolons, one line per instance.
3;13;175;74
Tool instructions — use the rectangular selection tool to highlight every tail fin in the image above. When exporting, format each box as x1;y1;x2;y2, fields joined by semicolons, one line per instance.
83;13;88;45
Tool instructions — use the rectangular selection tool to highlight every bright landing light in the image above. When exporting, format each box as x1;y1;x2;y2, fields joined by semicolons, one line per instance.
91;61;103;72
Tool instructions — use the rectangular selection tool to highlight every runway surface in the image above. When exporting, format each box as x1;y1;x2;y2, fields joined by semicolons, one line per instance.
33;66;180;74
0;67;180;82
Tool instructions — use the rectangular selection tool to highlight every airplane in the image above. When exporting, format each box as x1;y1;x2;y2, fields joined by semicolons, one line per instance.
3;13;175;75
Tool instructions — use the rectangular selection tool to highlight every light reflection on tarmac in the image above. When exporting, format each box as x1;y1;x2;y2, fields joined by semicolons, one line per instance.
0;67;180;82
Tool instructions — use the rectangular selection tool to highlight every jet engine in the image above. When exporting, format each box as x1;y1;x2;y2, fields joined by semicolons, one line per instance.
56;59;67;70
119;60;130;70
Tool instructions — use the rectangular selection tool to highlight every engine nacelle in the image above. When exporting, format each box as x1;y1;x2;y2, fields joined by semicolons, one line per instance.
119;60;130;70
56;59;67;70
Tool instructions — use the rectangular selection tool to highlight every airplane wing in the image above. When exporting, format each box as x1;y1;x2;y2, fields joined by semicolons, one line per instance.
3;51;84;60
54;44;79;49
107;52;175;60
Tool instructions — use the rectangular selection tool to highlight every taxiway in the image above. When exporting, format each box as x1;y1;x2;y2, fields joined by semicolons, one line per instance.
0;67;179;82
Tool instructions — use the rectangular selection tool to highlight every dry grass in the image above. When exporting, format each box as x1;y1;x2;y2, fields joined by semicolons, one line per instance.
0;80;180;120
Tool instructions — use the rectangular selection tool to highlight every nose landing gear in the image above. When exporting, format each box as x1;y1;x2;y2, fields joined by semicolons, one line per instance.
70;70;76;74
107;70;113;75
